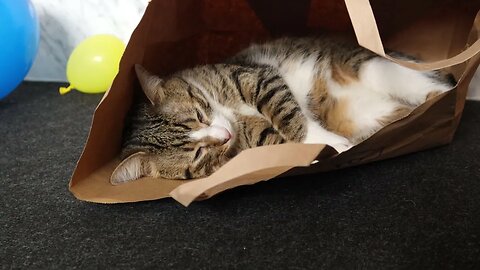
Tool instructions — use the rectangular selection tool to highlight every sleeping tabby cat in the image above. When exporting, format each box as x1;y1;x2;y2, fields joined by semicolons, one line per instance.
111;37;454;184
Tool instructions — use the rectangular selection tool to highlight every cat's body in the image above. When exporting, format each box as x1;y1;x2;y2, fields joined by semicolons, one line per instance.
111;37;454;184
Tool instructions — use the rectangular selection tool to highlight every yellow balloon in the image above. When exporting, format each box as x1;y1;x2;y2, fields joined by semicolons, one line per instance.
60;34;125;94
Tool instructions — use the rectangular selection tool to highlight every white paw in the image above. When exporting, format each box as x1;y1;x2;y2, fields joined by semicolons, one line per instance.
331;141;353;153
303;121;353;153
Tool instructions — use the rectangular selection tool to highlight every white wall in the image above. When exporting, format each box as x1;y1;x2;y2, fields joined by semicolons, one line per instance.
25;0;480;100
26;0;148;82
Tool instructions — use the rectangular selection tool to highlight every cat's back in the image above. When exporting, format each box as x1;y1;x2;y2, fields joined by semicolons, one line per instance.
230;36;373;69
229;37;376;99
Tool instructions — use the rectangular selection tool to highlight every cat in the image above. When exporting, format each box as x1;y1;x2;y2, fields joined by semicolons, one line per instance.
110;36;454;184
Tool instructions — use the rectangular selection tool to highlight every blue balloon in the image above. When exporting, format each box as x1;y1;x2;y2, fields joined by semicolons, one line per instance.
0;0;39;99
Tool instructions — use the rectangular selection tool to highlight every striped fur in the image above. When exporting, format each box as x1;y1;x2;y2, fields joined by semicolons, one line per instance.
111;37;455;183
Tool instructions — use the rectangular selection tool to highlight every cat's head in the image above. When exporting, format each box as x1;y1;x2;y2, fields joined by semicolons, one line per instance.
110;65;240;184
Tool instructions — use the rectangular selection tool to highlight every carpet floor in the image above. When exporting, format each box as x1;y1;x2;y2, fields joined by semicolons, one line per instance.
1;82;479;269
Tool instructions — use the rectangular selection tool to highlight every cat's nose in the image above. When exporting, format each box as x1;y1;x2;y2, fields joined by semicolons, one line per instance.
222;129;232;144
210;126;232;145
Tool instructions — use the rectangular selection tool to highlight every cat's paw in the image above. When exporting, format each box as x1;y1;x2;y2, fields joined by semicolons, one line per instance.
303;122;353;152
304;135;353;153
331;141;354;153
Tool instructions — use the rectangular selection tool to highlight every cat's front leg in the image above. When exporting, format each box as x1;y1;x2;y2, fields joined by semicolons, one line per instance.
235;114;286;148
251;69;352;153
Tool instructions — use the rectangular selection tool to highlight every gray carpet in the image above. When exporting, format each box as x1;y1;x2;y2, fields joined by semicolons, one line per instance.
1;81;479;269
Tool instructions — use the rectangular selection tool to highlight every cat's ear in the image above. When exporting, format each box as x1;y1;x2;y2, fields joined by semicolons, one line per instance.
110;152;150;185
135;64;165;105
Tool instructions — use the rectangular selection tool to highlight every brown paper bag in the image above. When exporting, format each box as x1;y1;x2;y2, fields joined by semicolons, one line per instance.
69;0;480;206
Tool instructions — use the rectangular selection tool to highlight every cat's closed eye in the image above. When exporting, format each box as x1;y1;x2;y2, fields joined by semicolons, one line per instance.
183;118;196;124
193;146;204;160
196;109;207;124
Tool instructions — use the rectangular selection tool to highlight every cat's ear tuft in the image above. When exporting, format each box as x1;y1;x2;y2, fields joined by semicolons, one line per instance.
135;64;165;105
111;152;150;185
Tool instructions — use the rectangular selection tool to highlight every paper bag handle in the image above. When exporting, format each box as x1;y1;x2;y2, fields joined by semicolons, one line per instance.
170;144;327;206
344;0;480;71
